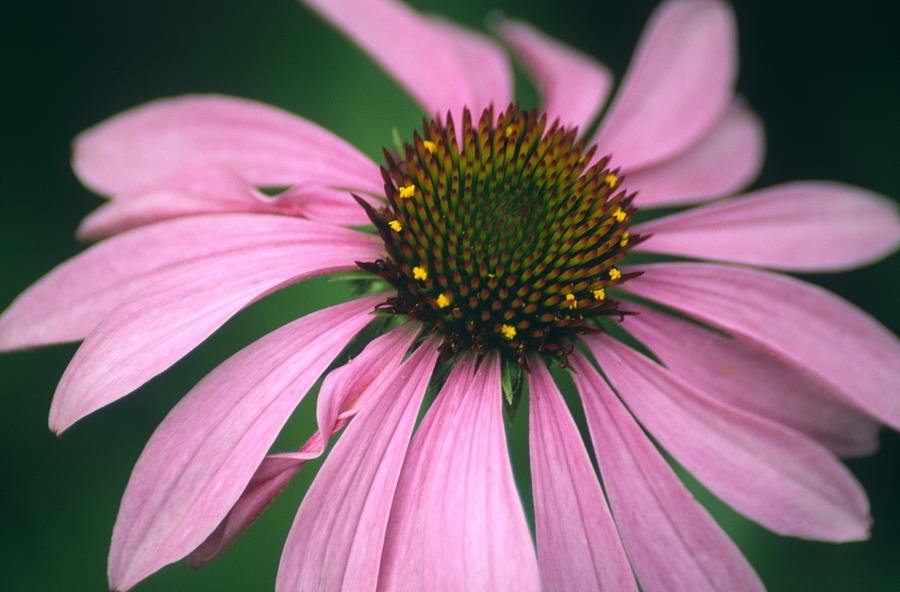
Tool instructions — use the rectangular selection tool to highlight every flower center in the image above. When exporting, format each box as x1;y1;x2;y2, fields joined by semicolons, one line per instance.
357;105;641;366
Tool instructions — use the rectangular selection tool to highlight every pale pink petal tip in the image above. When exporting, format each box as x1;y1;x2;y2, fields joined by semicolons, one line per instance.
636;181;900;271
529;360;636;591
589;335;871;542
499;19;612;132
72;94;382;197
593;0;737;170
107;295;381;592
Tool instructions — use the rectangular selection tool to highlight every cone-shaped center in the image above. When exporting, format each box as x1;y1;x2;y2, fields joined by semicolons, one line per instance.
358;105;641;366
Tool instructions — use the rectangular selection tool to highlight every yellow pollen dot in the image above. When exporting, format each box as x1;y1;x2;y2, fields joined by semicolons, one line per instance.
500;324;517;340
593;288;606;300
422;140;436;154
609;268;622;280
613;207;627;222
398;184;416;199
620;232;630;247
504;125;515;138
565;293;578;309
604;173;618;187
388;219;402;232
436;293;451;308
413;265;428;281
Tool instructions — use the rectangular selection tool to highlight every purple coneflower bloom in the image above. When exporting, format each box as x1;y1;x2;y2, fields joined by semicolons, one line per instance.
2;0;899;590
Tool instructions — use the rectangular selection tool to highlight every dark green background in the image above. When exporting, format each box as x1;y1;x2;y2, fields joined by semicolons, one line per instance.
2;0;898;590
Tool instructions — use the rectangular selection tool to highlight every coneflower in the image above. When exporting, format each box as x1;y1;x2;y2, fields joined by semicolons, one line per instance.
1;1;898;590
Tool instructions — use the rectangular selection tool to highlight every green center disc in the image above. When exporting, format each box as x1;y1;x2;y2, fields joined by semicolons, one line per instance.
358;104;642;366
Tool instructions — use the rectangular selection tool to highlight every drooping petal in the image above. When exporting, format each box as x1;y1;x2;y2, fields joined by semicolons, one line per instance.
187;324;419;569
622;263;900;431
49;225;381;433
499;19;612;132
378;354;540;591
592;0;737;170
187;454;308;571
72;94;383;196
312;324;420;441
588;335;871;541
623;304;880;456
624;101;764;206
76;167;268;239
528;360;636;592
634;182;900;270
76;167;375;240
275;339;440;592
301;0;486;119
107;295;380;592
428;16;514;116
571;355;764;592
0;214;375;352
278;183;379;228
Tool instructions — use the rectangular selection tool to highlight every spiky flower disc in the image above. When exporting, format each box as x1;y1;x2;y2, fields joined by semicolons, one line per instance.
358;104;643;366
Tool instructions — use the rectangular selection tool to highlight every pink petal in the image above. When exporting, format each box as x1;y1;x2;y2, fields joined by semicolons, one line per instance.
187;324;419;569
623;263;900;431
499;19;612;132
428;16;514;116
107;295;380;592
571;355;764;592
0;214;373;352
588;335;871;541
187;455;306;571
592;0;737;170
76;167;266;239
635;182;900;270
623;304;880;456
72;94;383;196
278;183;378;228
301;0;487;120
312;324;421;441
49;225;381;433
624;101;764;207
275;339;440;592
77;167;375;240
528;360;637;592
378;354;540;591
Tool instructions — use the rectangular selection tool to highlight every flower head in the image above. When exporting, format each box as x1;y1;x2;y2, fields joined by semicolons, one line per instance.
2;1;899;591
359;104;639;366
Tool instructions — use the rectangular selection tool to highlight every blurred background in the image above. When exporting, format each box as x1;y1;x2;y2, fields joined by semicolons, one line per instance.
2;0;898;590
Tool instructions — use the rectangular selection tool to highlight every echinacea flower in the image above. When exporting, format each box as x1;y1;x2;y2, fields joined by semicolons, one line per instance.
3;0;900;590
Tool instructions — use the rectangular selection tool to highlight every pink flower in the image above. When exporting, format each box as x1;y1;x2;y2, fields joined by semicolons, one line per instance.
2;0;899;590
